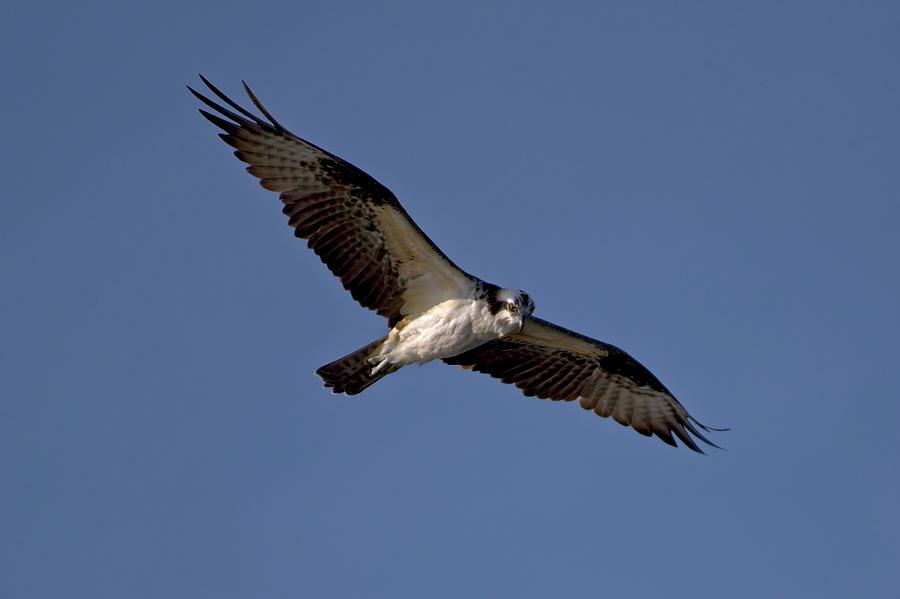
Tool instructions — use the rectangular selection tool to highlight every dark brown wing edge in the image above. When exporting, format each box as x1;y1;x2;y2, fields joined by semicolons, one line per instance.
445;317;728;453
189;74;389;195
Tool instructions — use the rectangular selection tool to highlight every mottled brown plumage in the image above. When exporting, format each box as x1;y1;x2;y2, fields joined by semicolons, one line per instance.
446;318;724;452
189;76;473;327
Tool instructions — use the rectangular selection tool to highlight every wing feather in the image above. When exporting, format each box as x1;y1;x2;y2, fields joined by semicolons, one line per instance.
191;77;475;326
445;317;726;452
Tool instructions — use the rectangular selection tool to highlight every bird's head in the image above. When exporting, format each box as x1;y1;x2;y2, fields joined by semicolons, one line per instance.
494;288;535;333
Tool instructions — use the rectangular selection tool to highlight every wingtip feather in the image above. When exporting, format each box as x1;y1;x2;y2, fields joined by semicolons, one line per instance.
242;79;288;133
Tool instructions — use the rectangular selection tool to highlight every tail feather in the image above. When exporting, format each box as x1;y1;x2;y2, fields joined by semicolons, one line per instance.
315;337;398;395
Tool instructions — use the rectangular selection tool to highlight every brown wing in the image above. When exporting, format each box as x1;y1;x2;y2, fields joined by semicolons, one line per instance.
189;76;475;326
444;317;726;452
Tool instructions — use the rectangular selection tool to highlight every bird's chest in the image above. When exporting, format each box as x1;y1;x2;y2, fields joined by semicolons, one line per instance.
389;300;499;363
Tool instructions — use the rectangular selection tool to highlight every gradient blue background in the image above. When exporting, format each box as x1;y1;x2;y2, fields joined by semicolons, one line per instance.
3;1;899;597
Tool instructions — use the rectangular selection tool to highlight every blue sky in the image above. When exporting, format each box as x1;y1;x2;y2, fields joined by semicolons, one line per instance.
2;1;899;597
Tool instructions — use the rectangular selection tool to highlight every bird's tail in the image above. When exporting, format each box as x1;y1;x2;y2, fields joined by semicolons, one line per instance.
315;337;399;395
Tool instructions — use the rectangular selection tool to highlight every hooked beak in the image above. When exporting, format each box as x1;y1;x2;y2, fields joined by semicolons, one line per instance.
518;317;526;333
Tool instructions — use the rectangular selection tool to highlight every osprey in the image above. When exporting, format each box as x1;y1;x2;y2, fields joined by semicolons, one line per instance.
190;76;725;452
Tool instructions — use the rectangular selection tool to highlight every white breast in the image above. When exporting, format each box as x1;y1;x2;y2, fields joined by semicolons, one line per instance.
377;298;512;367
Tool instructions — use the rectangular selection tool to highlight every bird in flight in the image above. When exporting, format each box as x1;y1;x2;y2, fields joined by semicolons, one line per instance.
189;76;725;452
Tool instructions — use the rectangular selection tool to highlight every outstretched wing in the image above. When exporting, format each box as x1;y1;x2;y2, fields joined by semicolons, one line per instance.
189;76;475;326
444;317;725;452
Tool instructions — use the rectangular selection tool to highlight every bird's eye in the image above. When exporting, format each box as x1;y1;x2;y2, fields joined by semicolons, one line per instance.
508;303;519;313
